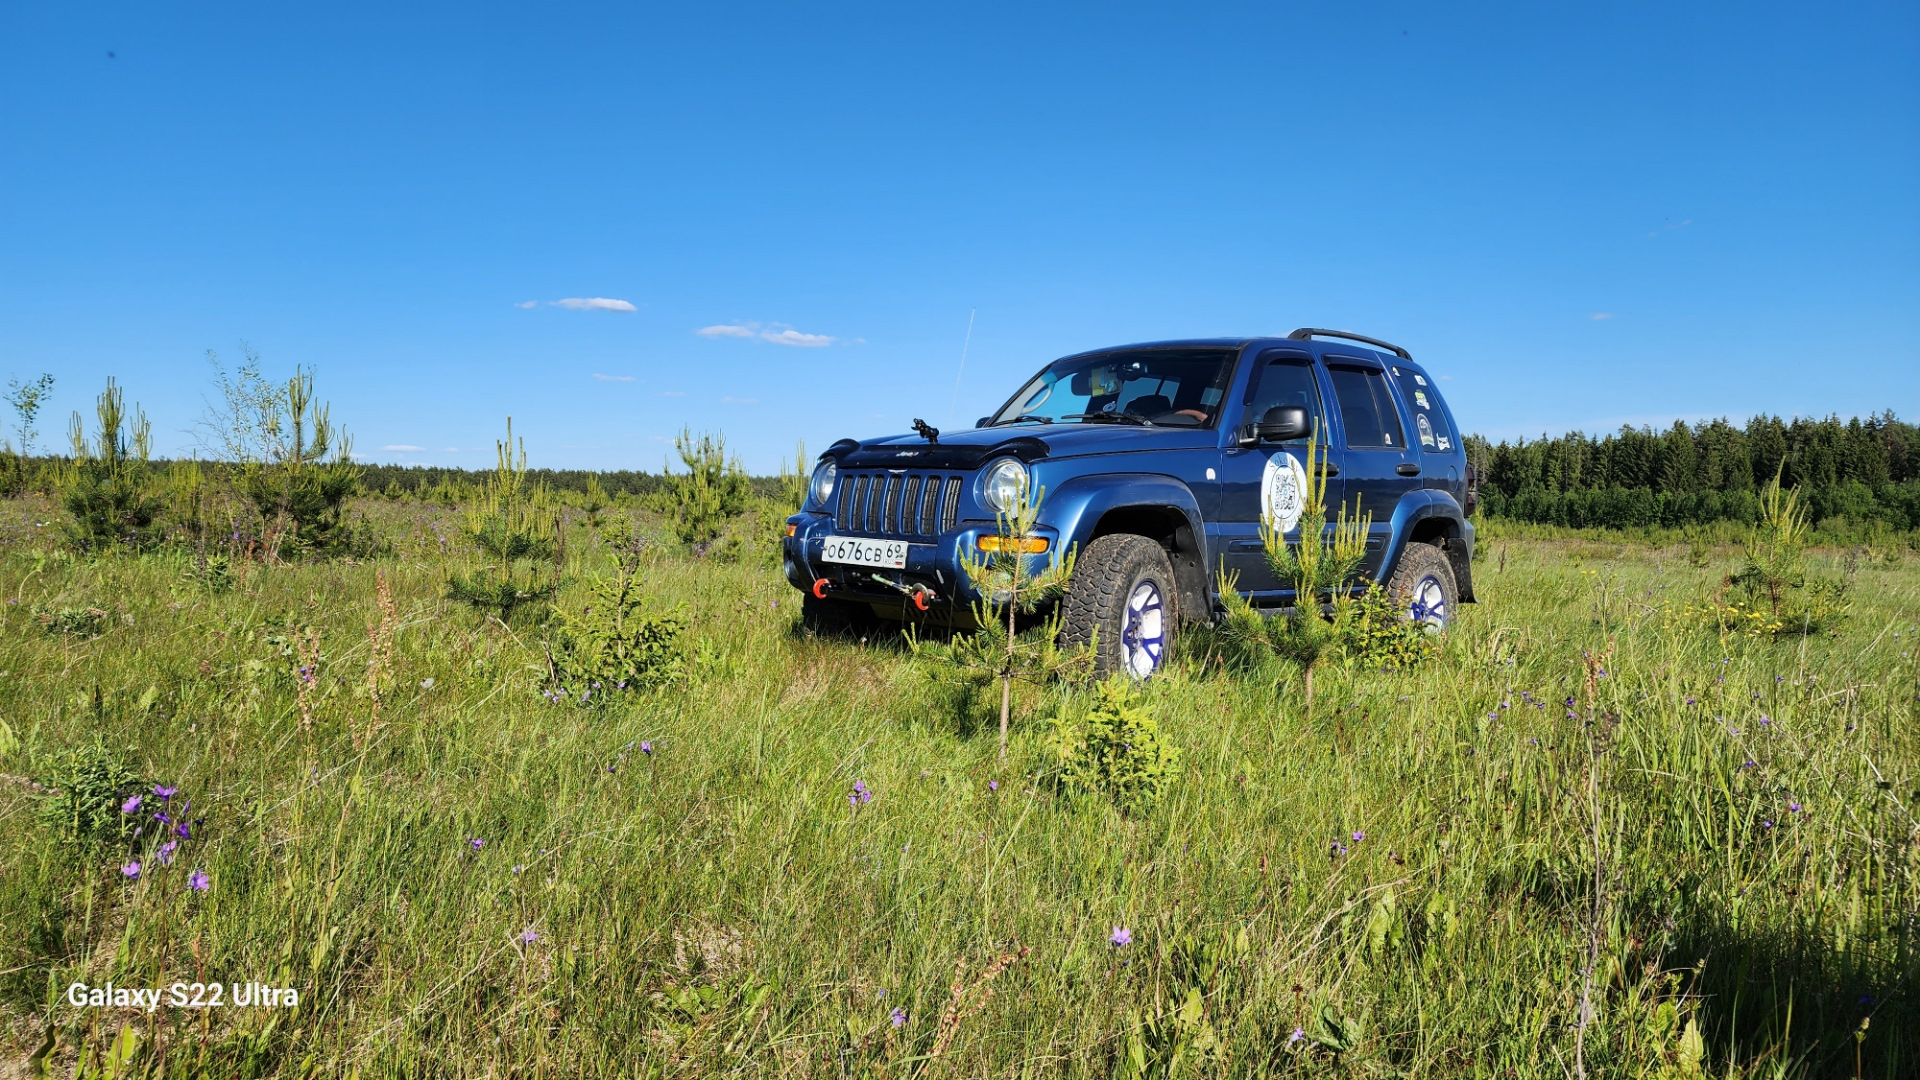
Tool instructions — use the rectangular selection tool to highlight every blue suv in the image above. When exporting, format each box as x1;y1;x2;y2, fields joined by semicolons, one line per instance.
784;329;1476;677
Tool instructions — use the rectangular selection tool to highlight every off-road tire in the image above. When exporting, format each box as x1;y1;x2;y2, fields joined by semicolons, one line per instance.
1059;533;1178;677
1386;541;1457;631
802;594;880;639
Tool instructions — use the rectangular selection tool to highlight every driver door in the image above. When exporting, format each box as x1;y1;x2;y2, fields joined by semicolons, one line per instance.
1214;351;1342;604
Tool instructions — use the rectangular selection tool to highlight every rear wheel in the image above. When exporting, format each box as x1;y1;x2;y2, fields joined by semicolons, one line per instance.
1059;534;1177;678
1386;542;1457;631
802;593;879;639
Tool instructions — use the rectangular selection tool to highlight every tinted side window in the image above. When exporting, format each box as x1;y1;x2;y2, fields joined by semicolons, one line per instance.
1327;365;1405;448
1243;357;1325;442
1391;365;1454;452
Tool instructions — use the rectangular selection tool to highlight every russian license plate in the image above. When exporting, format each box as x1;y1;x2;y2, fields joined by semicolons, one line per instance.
820;536;910;569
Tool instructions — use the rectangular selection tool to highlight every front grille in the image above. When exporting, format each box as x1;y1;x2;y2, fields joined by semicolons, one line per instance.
834;471;964;537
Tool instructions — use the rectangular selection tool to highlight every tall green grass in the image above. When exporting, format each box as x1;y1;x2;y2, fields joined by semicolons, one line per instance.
0;495;1913;1077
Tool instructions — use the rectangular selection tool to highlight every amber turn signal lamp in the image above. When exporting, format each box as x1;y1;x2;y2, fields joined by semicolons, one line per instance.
976;535;1049;554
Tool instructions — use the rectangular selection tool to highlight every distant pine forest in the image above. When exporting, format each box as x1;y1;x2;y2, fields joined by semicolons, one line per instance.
1464;412;1919;531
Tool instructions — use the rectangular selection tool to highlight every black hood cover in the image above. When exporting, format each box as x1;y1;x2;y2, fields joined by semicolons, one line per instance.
826;435;1049;470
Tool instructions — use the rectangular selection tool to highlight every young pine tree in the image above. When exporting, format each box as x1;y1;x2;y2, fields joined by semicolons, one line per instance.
239;367;363;558
918;475;1088;759
1217;429;1369;708
61;379;163;553
663;428;754;556
447;419;562;624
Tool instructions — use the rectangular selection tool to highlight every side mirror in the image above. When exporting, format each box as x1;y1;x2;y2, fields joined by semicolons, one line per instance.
1255;405;1310;442
976;416;992;428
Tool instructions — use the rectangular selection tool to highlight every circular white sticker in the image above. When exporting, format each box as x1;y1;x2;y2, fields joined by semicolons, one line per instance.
1261;452;1309;535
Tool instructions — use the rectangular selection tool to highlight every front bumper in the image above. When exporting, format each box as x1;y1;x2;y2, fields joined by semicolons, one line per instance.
783;512;1063;612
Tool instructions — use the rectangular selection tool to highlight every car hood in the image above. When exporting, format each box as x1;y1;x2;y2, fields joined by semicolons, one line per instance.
831;423;1215;470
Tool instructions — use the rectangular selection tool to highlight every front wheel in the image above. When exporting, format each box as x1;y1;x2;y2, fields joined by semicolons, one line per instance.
1059;533;1177;678
1386;542;1457;631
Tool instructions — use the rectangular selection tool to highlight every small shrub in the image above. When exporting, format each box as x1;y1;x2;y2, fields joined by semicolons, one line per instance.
547;519;685;700
35;605;110;638
1040;679;1181;812
35;740;146;846
1331;583;1437;671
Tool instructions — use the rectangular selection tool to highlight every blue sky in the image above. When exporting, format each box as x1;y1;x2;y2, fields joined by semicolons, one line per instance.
3;1;1916;473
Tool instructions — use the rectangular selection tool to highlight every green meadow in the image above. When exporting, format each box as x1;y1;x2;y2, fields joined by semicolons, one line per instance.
0;496;1914;1078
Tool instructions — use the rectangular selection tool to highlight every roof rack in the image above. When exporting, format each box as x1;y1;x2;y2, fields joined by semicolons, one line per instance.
1286;328;1411;361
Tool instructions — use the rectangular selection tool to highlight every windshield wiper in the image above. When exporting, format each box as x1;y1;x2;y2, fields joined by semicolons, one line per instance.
1064;412;1151;426
993;414;1055;426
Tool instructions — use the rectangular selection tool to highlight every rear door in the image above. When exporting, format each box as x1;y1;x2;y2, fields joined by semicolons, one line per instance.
1214;350;1340;603
1324;356;1417;580
1390;363;1463;498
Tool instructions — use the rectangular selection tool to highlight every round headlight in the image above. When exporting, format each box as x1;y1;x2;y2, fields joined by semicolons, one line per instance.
980;458;1030;514
809;459;837;506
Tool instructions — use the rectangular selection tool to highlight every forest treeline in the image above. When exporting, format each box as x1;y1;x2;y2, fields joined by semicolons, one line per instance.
1464;412;1920;531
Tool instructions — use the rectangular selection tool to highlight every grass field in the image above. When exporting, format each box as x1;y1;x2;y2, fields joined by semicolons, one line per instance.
0;496;1914;1078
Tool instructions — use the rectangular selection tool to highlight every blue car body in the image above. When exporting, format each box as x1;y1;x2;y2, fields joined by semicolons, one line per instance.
784;334;1475;627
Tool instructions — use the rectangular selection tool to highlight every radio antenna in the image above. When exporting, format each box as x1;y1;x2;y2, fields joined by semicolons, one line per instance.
947;308;975;429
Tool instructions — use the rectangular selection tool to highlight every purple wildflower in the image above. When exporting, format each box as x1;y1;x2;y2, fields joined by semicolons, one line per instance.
1788;800;1802;813
1759;715;1771;726
158;840;178;866
1742;760;1757;769
121;794;142;814
121;861;141;879
988;780;999;792
640;741;653;754
174;820;191;839
1762;819;1774;830
470;838;484;850
1288;1028;1306;1044
850;780;872;807
188;870;210;892
1685;697;1695;706
519;929;539;944
890;1006;907;1027
153;785;178;799
1351;830;1365;843
1109;926;1132;947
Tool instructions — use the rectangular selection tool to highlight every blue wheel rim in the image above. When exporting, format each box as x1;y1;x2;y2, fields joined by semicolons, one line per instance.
1408;573;1448;630
1121;578;1167;677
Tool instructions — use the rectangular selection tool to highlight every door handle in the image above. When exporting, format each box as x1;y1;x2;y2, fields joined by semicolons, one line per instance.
1315;462;1340;476
1396;463;1421;476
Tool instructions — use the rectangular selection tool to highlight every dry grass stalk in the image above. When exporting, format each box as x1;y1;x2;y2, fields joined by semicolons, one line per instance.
363;569;398;746
928;945;1030;1061
295;625;321;733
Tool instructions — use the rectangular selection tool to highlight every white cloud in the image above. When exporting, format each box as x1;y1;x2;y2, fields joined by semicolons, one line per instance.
592;373;635;382
513;300;538;309
722;396;760;404
761;329;835;347
1589;312;1615;321
440;446;460;452
552;297;637;312
659;390;686;397
383;444;426;452
697;320;838;346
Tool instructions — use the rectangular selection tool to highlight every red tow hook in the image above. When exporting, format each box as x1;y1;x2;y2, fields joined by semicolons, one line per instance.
911;586;933;612
811;578;832;599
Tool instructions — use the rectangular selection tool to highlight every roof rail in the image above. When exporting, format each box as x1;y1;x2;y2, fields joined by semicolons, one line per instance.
1286;328;1411;361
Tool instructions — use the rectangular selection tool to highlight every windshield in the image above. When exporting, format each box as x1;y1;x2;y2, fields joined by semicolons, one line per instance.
988;348;1239;428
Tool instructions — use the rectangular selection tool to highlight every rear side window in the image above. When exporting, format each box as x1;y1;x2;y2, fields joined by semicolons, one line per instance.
1327;365;1405;449
1391;365;1454;452
1242;355;1325;442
